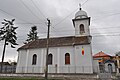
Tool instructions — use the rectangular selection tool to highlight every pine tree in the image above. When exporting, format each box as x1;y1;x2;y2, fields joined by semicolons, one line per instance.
26;26;38;43
0;19;18;72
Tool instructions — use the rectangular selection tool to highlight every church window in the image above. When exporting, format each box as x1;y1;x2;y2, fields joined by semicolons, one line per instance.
32;54;37;65
65;53;70;65
79;24;85;34
48;54;53;65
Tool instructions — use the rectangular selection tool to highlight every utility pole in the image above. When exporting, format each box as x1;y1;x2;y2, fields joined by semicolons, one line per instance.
45;18;50;80
0;39;7;73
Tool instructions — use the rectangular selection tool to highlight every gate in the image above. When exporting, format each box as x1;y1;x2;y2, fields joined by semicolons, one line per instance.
98;72;112;80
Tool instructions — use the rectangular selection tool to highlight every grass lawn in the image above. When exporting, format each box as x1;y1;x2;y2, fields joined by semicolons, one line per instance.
0;77;63;80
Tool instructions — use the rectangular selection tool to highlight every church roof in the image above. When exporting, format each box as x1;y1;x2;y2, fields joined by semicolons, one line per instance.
93;51;111;58
75;9;88;19
18;36;91;51
75;4;88;19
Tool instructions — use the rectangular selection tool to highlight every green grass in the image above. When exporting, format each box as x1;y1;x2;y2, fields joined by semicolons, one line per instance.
0;77;63;80
0;77;38;80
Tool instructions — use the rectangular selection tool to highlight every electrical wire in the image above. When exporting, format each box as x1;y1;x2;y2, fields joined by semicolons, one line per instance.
82;0;89;6
30;0;46;20
0;8;33;24
92;12;120;21
51;0;89;31
15;22;44;24
17;0;47;32
0;1;120;42
19;0;45;23
90;25;120;30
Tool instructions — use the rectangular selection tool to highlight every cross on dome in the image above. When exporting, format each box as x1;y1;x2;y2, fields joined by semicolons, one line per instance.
75;4;88;19
79;3;82;10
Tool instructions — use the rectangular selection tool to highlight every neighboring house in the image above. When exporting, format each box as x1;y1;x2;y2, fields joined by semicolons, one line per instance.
93;51;116;73
0;62;17;73
115;51;120;74
104;60;115;73
16;6;94;74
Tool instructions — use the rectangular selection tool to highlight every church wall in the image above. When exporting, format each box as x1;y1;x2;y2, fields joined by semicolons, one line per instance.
16;44;93;73
41;46;75;73
57;46;75;73
93;59;99;73
48;47;58;73
74;44;93;73
16;48;45;73
26;49;43;73
16;50;28;73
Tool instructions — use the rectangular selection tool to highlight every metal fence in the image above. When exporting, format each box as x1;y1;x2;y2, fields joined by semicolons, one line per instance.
0;65;16;73
0;66;116;74
15;66;96;73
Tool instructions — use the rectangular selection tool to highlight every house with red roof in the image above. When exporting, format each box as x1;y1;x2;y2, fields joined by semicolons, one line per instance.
115;51;120;74
93;51;116;73
93;51;111;58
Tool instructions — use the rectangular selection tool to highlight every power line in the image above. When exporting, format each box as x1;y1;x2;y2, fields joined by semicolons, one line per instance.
15;22;45;25
82;0;89;6
0;8;33;24
34;27;120;34
90;25;120;30
19;0;45;23
16;29;120;36
30;0;46;19
52;8;78;28
17;0;47;32
0;0;47;30
92;34;120;37
92;12;120;21
0;33;119;44
0;1;45;27
51;0;89;31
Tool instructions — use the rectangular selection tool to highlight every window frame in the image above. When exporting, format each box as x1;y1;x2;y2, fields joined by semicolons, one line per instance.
65;53;70;65
48;54;53;65
79;24;85;34
32;54;37;65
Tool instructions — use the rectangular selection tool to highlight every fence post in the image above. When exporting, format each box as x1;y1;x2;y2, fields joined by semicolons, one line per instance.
68;66;70;73
82;66;84;73
22;67;24;73
26;66;28;73
32;67;34;73
55;64;57;73
75;66;76;73
5;66;7;73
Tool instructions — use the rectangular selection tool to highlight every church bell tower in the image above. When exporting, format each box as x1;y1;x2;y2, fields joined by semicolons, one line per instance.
72;4;93;73
72;4;91;37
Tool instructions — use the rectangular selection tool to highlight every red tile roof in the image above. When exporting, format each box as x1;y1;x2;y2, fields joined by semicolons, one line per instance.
18;36;91;51
93;51;111;58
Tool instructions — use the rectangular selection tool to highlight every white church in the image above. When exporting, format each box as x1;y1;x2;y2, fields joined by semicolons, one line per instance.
16;6;94;74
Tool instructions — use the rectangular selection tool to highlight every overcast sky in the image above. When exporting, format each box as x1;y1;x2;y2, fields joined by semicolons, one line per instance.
0;0;120;62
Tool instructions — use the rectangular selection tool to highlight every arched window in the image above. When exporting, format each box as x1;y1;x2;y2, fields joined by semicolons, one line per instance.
48;54;53;65
79;24;85;34
32;54;37;65
108;64;113;73
65;53;70;65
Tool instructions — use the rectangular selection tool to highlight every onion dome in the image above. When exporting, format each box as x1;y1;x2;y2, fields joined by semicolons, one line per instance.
75;4;88;19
